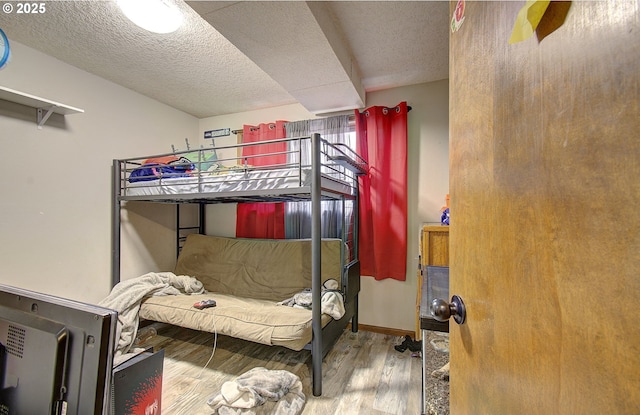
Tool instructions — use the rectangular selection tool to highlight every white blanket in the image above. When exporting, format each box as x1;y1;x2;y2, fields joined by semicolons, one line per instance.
99;272;205;365
207;367;305;415
277;278;345;320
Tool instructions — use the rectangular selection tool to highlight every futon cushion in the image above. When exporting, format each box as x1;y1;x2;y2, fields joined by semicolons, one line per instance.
174;234;343;302
139;292;331;351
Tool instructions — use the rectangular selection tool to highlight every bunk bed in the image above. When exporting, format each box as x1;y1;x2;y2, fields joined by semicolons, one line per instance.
111;133;366;396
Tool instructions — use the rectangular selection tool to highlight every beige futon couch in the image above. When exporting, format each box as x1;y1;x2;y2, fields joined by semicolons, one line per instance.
138;234;349;351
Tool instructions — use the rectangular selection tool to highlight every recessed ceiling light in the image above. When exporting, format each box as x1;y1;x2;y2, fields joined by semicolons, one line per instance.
117;0;183;34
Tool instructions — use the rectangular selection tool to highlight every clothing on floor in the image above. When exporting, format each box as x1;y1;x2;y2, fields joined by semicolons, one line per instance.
207;367;305;415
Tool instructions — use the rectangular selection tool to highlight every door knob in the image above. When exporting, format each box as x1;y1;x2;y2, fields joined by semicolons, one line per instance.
431;295;466;325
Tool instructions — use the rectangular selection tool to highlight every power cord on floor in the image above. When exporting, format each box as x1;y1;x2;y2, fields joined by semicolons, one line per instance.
196;309;218;378
162;308;218;413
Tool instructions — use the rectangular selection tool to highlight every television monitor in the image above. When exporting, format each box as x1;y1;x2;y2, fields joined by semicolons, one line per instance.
0;283;117;415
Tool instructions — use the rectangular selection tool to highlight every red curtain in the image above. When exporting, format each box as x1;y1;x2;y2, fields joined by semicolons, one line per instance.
355;102;408;281
236;121;287;239
240;121;288;167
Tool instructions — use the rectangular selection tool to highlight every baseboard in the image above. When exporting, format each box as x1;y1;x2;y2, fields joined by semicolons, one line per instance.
348;323;416;339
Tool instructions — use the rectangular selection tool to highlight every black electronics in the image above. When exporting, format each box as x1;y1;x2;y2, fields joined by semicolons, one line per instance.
0;283;117;415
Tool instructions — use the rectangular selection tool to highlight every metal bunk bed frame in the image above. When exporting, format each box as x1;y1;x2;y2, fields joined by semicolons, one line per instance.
111;133;366;396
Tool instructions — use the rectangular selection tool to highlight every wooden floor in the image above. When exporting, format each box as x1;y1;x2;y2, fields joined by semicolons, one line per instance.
139;323;446;415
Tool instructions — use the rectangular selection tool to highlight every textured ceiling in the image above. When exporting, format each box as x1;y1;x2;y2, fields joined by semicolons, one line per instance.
0;1;449;118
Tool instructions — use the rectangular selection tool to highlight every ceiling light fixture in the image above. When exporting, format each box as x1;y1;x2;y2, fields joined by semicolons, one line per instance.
117;0;184;34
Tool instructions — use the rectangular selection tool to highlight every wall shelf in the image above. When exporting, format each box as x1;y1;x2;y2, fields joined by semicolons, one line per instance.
0;86;84;128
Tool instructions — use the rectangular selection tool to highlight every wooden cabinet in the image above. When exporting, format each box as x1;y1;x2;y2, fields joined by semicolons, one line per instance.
416;224;449;339
420;224;449;267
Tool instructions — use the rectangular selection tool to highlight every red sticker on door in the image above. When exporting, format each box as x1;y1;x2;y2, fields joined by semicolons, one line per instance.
451;0;466;33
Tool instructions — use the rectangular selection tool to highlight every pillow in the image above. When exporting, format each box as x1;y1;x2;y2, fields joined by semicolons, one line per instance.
144;156;194;171
184;150;218;171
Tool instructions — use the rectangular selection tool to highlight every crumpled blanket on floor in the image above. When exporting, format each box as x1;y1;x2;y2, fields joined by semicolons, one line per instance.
277;278;345;320
207;367;305;415
98;271;205;365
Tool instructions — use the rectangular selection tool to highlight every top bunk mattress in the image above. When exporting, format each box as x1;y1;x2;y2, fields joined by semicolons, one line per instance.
122;166;352;198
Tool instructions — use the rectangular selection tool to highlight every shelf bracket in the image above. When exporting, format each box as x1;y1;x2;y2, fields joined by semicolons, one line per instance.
37;105;58;129
0;86;84;129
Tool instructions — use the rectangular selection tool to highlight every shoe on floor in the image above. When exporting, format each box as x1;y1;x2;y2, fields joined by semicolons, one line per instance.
395;335;423;353
394;335;413;352
407;338;422;352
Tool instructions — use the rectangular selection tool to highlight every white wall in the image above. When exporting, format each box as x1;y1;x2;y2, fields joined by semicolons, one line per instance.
197;80;449;332
0;41;198;303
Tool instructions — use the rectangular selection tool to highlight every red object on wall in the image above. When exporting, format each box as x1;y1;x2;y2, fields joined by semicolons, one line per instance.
236;121;287;239
355;102;409;281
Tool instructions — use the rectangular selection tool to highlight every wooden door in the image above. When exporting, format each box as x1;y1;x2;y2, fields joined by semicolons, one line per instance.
449;2;640;414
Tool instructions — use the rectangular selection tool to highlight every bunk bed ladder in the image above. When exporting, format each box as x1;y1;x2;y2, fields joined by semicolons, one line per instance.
176;203;205;258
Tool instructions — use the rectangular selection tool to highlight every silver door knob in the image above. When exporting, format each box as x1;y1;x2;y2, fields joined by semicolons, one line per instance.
431;295;466;325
